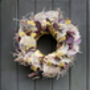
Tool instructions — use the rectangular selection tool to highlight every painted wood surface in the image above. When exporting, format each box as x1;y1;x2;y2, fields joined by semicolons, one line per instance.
0;0;89;90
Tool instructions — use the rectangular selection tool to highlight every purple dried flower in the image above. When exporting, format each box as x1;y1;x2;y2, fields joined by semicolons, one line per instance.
18;37;21;42
67;31;75;35
69;44;73;49
65;31;74;44
55;56;61;61
35;21;42;32
26;47;35;53
57;42;63;48
66;36;74;44
53;23;59;30
28;72;37;78
65;62;69;69
45;26;50;33
58;19;65;23
38;70;43;77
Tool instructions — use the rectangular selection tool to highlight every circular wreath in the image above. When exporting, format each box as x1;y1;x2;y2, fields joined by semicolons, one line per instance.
14;9;81;79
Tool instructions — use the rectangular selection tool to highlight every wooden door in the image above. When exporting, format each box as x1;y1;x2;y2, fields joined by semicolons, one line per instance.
0;0;89;90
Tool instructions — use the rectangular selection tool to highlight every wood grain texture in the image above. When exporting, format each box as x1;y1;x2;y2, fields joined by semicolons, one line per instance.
36;0;52;12
88;0;90;90
52;0;70;17
70;0;87;90
1;0;17;90
18;0;35;90
0;0;1;90
53;0;69;90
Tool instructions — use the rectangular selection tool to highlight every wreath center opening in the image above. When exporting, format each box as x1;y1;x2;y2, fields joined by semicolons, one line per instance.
37;34;57;55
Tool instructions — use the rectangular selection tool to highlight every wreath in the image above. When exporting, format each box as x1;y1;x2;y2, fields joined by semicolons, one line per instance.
14;9;81;79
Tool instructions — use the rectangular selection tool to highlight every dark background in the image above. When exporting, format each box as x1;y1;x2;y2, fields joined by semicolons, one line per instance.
0;0;90;90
